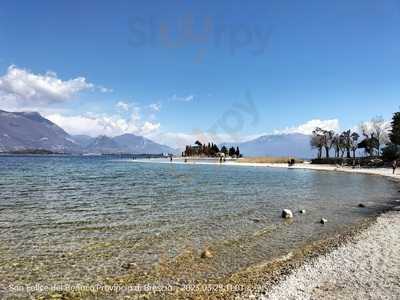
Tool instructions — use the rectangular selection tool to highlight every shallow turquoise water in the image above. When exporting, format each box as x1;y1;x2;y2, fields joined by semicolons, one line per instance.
0;155;398;296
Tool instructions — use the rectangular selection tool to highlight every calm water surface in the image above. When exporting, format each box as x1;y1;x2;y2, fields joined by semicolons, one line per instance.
0;156;398;297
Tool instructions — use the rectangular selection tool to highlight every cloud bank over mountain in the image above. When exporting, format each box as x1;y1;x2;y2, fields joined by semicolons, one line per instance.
0;110;175;154
46;113;160;138
274;119;340;135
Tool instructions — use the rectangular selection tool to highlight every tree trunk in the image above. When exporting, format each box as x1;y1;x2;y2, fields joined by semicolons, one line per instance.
325;146;330;158
346;148;351;158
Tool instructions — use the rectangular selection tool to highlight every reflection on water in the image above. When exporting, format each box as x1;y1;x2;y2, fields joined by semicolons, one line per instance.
0;156;398;297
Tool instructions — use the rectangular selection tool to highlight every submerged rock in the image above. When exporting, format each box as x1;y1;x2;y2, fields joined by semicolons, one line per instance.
358;203;366;208
281;209;293;219
121;262;136;270
320;218;328;224
201;248;213;259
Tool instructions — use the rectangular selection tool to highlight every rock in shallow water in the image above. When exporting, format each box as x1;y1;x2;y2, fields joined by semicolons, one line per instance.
201;249;213;259
299;209;306;214
281;209;293;219
320;218;328;224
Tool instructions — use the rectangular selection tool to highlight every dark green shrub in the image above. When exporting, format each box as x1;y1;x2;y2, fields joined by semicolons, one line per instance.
382;143;400;161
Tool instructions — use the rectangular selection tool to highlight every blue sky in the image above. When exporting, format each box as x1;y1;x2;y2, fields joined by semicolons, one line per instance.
0;0;399;147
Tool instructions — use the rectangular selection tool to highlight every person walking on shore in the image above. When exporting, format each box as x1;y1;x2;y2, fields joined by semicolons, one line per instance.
392;160;397;175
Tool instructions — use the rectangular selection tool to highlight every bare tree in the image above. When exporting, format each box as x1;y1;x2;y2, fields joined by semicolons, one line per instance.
323;130;334;158
312;127;334;158
340;130;352;158
311;130;323;159
332;134;340;158
359;116;390;156
371;116;390;154
350;132;359;159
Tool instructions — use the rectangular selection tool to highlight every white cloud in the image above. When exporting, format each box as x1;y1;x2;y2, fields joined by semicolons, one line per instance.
98;86;113;93
148;103;161;112
0;65;94;108
142;121;160;134
274;119;340;135
46;113;160;137
45;98;162;138
169;94;195;102
116;101;130;111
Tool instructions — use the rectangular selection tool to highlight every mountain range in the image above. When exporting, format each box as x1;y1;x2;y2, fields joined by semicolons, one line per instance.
221;133;314;158
0;110;80;153
81;134;176;154
0;110;176;154
0;110;315;157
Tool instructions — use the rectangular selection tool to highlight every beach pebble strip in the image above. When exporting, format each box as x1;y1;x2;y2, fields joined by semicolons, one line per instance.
260;211;400;300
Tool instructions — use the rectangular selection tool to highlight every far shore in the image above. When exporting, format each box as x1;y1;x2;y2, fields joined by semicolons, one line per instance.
133;156;400;181
235;161;399;180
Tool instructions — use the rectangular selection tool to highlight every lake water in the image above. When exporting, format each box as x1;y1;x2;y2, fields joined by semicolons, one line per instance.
0;156;398;298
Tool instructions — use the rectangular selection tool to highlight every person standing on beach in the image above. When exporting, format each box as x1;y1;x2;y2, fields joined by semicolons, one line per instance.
392;160;397;174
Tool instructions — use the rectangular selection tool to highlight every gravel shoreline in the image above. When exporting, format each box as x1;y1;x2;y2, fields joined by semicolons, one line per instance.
260;210;400;300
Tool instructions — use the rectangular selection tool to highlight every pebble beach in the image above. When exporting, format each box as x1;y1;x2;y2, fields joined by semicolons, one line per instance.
261;210;400;300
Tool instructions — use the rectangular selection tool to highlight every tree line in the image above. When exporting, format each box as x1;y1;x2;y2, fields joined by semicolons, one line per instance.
182;140;241;157
311;113;400;160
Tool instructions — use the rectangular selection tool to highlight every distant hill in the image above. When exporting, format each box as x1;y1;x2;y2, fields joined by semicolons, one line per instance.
83;133;176;154
221;133;315;158
0;110;80;153
71;134;95;148
84;135;121;154
113;133;176;154
0;110;177;155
